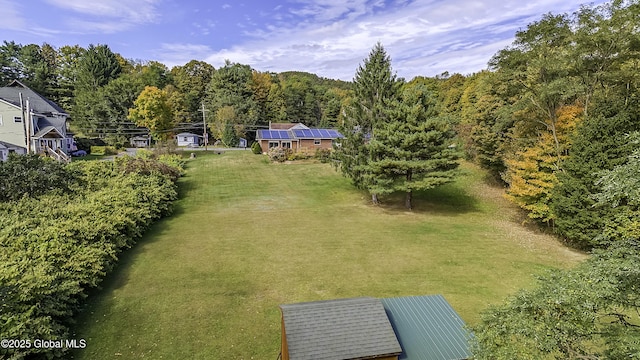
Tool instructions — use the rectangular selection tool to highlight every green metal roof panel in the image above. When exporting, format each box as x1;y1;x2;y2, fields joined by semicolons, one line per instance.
380;295;473;360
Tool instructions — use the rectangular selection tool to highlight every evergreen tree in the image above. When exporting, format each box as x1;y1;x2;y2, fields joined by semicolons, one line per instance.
0;41;23;84
335;42;401;203
551;98;640;248
367;84;459;209
75;44;121;91
72;44;122;136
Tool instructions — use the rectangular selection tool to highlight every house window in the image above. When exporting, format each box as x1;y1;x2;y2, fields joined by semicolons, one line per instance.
314;139;321;146
269;141;279;148
14;116;22;123
183;137;188;141
281;142;291;149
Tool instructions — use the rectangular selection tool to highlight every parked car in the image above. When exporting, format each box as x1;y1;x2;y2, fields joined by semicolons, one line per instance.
71;149;87;157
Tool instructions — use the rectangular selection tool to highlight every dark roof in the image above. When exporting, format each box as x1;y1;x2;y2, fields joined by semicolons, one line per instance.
380;295;472;360
0;80;67;115
280;297;402;360
33;126;63;138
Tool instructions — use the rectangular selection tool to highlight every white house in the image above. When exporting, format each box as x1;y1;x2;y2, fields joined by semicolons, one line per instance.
0;140;25;161
176;132;202;147
0;80;73;161
130;135;151;148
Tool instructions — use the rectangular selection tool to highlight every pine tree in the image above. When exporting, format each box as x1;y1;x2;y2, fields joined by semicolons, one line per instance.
367;84;459;209
335;42;401;203
551;107;639;248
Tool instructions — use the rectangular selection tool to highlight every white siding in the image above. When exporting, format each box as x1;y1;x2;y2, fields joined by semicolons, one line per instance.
0;101;26;148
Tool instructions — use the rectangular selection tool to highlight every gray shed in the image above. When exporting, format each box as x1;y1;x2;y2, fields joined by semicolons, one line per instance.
279;297;402;360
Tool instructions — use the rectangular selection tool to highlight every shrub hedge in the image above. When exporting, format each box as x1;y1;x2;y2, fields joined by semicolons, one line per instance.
0;156;183;359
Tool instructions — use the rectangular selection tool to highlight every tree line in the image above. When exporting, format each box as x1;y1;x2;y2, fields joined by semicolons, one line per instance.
333;0;640;356
429;0;640;251
0;42;352;146
451;1;640;357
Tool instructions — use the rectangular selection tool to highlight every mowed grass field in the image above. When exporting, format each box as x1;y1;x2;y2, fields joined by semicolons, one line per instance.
72;150;585;359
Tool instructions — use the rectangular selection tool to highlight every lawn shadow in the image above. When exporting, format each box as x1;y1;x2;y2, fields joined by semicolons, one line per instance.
376;181;480;215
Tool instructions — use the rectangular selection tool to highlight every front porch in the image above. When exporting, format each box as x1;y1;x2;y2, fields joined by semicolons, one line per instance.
32;126;72;162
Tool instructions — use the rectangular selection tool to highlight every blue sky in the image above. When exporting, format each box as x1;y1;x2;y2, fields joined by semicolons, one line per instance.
1;0;604;81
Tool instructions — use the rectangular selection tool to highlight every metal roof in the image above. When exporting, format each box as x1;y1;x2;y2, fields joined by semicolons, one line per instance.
280;297;402;360
380;295;473;360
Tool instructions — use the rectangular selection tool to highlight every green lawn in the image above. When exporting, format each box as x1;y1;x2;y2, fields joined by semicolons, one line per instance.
72;151;585;359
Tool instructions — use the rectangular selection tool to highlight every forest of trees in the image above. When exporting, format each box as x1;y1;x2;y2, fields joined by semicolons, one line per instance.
1;0;640;357
0;42;352;146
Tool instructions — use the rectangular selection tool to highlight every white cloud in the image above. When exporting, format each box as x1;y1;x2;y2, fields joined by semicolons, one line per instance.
159;0;608;80
44;0;161;32
157;43;215;67
0;0;26;30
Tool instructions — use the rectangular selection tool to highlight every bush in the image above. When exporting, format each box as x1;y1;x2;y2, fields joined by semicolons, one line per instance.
153;140;179;156
0;153;80;201
0;160;180;359
251;142;263;154
74;137;106;152
90;145;118;156
268;147;291;162
287;151;312;161
315;148;332;163
115;157;183;182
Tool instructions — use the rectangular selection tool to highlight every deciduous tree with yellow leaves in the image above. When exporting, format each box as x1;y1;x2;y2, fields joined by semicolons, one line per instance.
504;105;582;224
128;86;175;142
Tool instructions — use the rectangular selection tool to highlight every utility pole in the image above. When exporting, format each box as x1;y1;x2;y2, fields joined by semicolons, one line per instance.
19;93;30;154
201;102;209;151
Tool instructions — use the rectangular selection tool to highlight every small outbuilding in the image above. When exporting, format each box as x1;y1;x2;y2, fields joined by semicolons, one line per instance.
381;295;473;360
176;132;202;147
279;297;402;360
279;295;472;360
130;135;150;148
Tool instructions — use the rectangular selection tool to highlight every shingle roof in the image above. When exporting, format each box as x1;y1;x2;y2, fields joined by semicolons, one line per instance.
32;126;64;138
280;297;402;360
0;80;67;115
380;295;472;360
